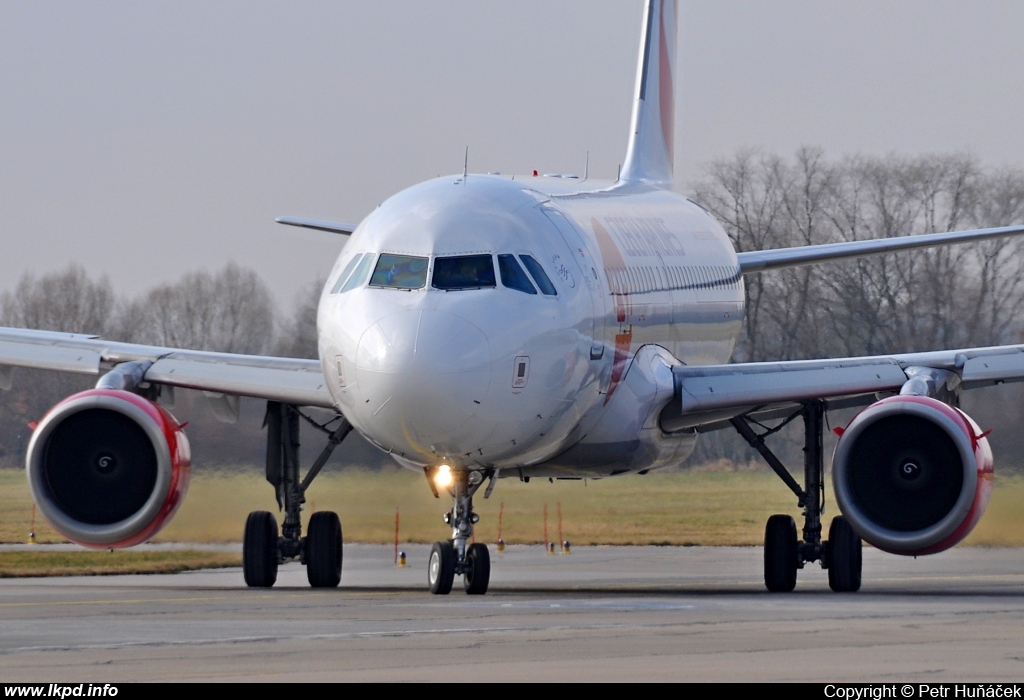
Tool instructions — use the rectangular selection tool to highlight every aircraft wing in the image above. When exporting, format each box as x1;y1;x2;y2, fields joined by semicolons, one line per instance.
275;216;356;236
665;344;1024;432
737;225;1024;273
0;326;333;408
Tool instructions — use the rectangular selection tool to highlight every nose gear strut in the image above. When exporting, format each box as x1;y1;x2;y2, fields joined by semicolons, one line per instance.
426;467;496;595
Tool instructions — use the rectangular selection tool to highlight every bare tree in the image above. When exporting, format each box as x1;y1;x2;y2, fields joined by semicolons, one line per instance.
691;150;791;361
687;150;1024;466
120;262;276;354
0;265;119;464
274;276;325;359
691;150;1024;362
0;264;117;335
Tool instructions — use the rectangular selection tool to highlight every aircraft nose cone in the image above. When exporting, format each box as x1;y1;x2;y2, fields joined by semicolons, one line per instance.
353;309;493;457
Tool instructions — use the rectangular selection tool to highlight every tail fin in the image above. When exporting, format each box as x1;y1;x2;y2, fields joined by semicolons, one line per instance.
620;0;677;188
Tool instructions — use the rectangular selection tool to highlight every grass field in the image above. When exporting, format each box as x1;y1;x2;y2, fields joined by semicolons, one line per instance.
0;550;241;577
4;465;1024;548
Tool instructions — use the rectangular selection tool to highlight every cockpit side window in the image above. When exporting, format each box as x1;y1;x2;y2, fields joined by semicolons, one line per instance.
497;254;537;294
370;254;428;289
341;254;375;293
520;255;557;296
331;254;363;294
431;255;496;290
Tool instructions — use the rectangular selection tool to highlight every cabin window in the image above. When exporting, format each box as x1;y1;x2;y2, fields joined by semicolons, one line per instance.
498;255;537;294
370;254;428;289
432;255;496;290
520;255;557;296
331;254;363;294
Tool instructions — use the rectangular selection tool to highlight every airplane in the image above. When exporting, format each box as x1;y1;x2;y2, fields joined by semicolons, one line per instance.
3;0;1024;595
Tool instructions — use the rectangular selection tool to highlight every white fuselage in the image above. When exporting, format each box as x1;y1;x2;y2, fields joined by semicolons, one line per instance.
316;174;743;476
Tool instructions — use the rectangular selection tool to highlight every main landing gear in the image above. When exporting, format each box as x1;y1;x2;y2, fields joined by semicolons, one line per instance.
243;401;352;589
731;399;862;593
425;466;496;595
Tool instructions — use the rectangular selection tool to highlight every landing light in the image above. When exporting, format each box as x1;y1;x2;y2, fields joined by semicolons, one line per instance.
434;464;453;488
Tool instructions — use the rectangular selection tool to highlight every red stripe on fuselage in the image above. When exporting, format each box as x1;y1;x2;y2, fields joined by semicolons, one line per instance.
605;332;633;405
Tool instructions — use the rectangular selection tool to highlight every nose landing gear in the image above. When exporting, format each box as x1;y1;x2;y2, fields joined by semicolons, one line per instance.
426;467;496;595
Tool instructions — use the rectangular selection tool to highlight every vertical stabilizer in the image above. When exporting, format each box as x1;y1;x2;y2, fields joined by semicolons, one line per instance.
620;0;677;188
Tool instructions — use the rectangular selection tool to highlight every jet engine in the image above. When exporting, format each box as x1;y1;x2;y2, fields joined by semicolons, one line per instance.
832;395;992;556
26;389;191;548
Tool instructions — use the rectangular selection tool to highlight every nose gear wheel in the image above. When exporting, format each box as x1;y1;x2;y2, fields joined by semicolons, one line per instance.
428;541;456;594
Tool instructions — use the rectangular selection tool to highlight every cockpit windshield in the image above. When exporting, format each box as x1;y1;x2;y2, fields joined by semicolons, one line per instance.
431;255;496;290
370;254;429;289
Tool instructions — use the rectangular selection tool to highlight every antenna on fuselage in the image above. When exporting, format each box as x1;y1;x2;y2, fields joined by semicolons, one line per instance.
584;152;590;182
463;147;469;183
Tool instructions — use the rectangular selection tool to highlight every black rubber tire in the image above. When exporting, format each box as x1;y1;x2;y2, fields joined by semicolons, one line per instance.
428;541;456;595
306;511;343;588
827;515;862;593
463;543;491;595
243;510;279;588
764;514;799;592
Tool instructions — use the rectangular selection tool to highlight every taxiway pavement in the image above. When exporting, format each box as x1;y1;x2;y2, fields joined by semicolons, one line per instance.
1;544;1023;682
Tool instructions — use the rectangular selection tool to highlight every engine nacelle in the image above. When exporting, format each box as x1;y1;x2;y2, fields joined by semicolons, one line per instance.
832;395;992;556
26;389;191;548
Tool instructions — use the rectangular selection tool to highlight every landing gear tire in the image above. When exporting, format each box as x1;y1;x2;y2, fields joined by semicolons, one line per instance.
243;510;279;588
428;541;456;595
463;543;491;595
764;514;798;592
305;511;343;588
827;515;862;593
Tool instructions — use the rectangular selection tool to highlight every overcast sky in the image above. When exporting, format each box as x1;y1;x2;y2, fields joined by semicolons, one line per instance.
3;1;1024;310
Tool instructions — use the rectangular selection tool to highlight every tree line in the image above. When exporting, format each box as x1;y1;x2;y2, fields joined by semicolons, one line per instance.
2;150;1024;469
0;264;349;467
690;149;1024;465
692;148;1024;362
0;263;321;360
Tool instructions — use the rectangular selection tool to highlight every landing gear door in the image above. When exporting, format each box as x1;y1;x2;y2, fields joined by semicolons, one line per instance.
542;208;604;360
